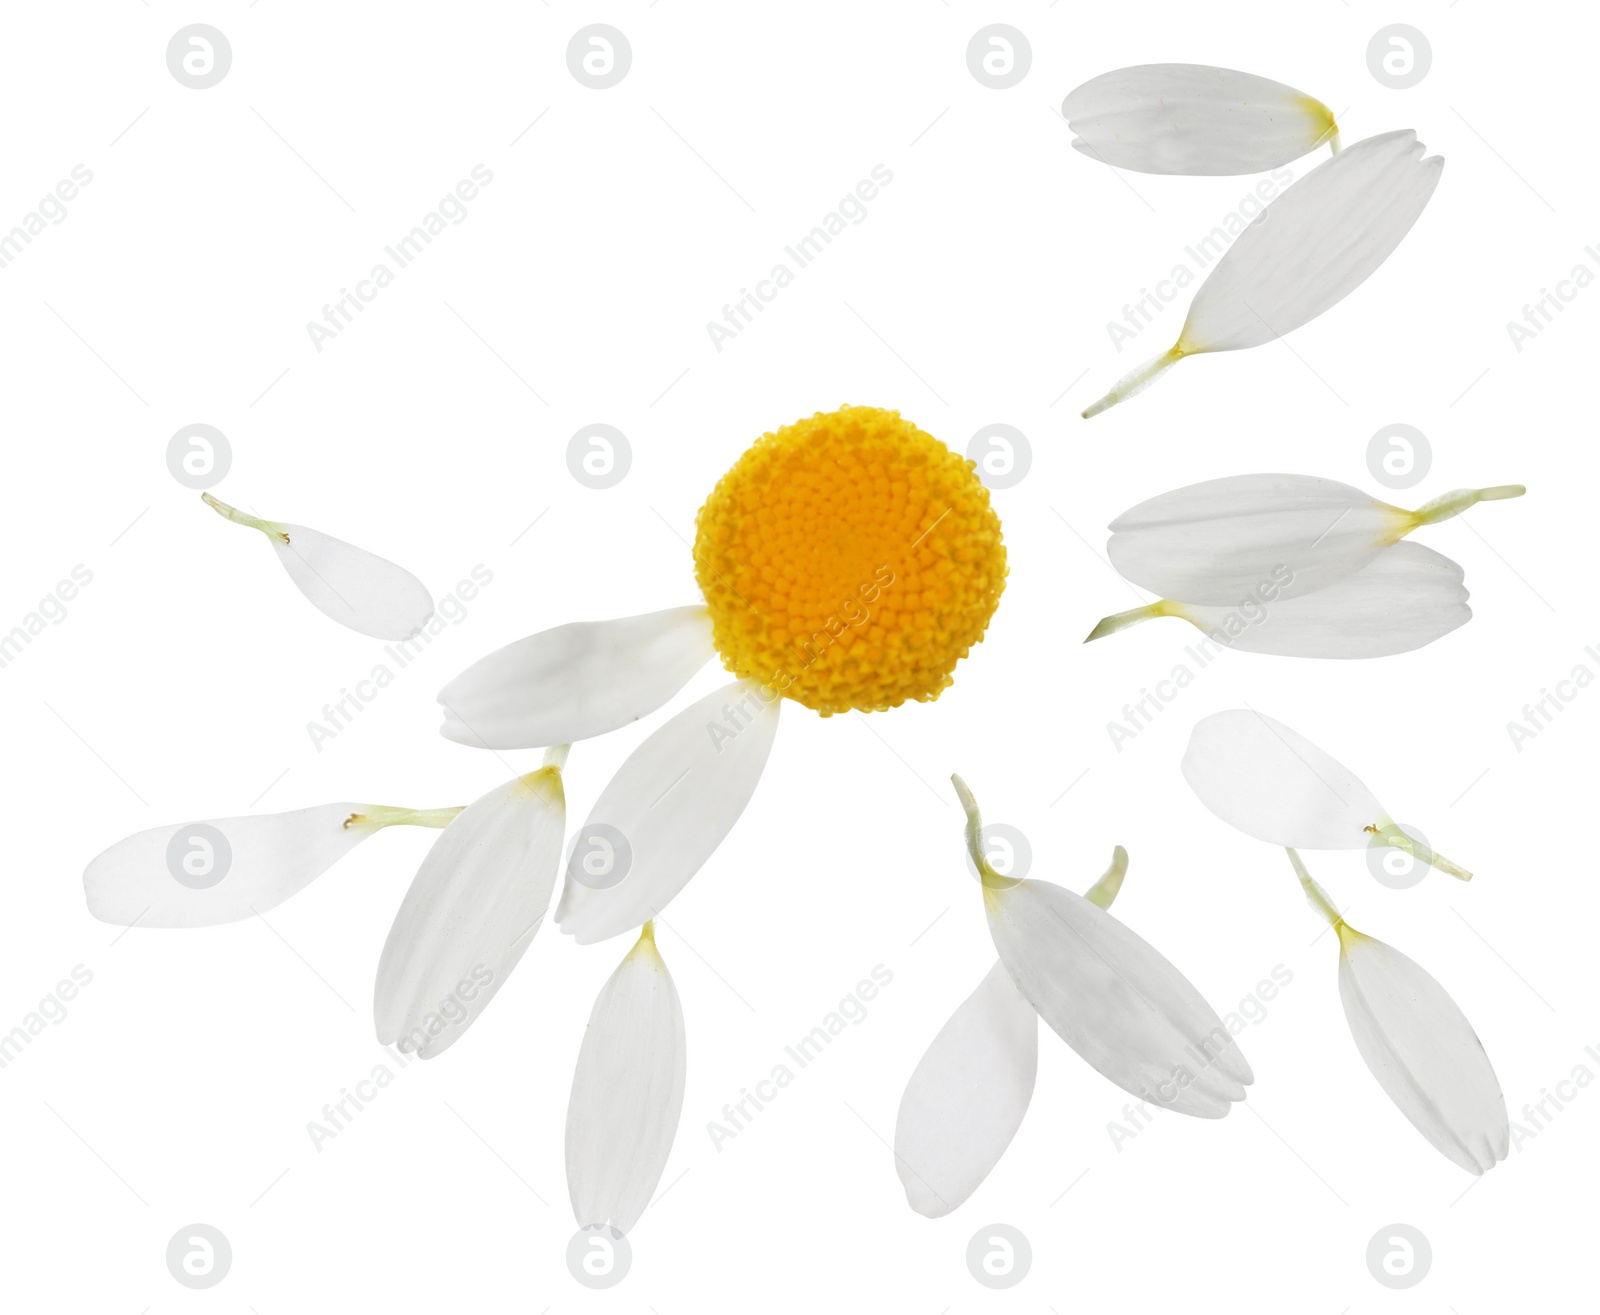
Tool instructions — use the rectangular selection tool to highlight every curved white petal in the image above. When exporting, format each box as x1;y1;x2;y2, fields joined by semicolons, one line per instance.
894;960;1038;1218
374;770;564;1059
271;524;433;640
1107;474;1408;603
84;803;375;927
986;878;1251;1117
1182;709;1385;849
557;679;780;945
1338;928;1509;1174
566;924;687;1233
1181;129;1443;352
1175;541;1470;657
1062;64;1337;176
439;607;715;749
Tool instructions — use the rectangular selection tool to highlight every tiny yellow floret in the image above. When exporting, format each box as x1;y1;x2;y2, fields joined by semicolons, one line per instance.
693;405;1007;715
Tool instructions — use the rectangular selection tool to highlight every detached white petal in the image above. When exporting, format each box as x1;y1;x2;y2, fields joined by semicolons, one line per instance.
1291;851;1508;1174
1084;130;1443;417
83;802;457;928
1062;64;1338;176
202;493;433;640
894;960;1038;1218
892;849;1127;1218
1100;474;1523;606
438;606;715;749
566;922;687;1234
374;756;565;1058
957;778;1250;1118
1182;709;1471;877
557;679;780;945
1090;541;1471;658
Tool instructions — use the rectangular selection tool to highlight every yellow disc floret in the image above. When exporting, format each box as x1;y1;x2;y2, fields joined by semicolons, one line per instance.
693;405;1007;715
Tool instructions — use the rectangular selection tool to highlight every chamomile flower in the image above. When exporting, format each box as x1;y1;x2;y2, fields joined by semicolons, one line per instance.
1081;131;1443;417
1063;64;1341;176
440;405;1008;943
1085;475;1525;657
202;491;434;639
1290;850;1509;1174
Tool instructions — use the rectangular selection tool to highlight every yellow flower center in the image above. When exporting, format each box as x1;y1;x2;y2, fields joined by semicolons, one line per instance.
692;405;1007;715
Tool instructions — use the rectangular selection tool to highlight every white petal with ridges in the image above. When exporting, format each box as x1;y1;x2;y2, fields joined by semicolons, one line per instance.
1338;928;1509;1174
566;923;686;1233
1107;474;1409;603
557;679;780;944
84;803;378;927
894;960;1038;1218
438;606;715;749
374;767;564;1059
1062;64;1338;176
1175;542;1471;657
985;878;1250;1116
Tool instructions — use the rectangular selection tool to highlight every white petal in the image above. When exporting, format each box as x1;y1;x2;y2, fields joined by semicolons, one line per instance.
894;960;1038;1218
1182;129;1443;352
439;607;715;749
1182;709;1385;849
1107;473;1408;603
272;524;433;640
557;679;780;945
986;878;1251;1117
1176;542;1470;657
1063;64;1337;175
374;771;564;1058
1338;928;1509;1174
83;803;375;927
565;924;687;1233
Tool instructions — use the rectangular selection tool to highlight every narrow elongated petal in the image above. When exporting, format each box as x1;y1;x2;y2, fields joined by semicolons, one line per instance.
1183;710;1471;876
894;960;1038;1218
557;680;780;944
1339;929;1509;1174
438;606;715;749
202;494;433;639
1090;542;1471;658
84;803;379;927
374;763;565;1058
1289;851;1508;1174
1062;64;1338;176
1083;131;1443;417
986;878;1250;1116
566;923;687;1233
1107;474;1409;603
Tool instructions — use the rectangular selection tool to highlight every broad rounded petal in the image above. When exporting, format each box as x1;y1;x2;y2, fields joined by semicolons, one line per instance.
1180;130;1444;353
439;607;715;749
986;879;1249;1117
557;679;780;944
1177;542;1470;657
1063;64;1337;176
272;523;434;640
1182;709;1384;849
1108;474;1407;604
374;771;564;1058
894;960;1038;1218
83;803;373;927
565;925;687;1233
1338;928;1509;1174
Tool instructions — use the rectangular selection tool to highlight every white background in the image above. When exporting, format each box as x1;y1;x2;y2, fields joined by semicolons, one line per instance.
1;2;1592;1310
